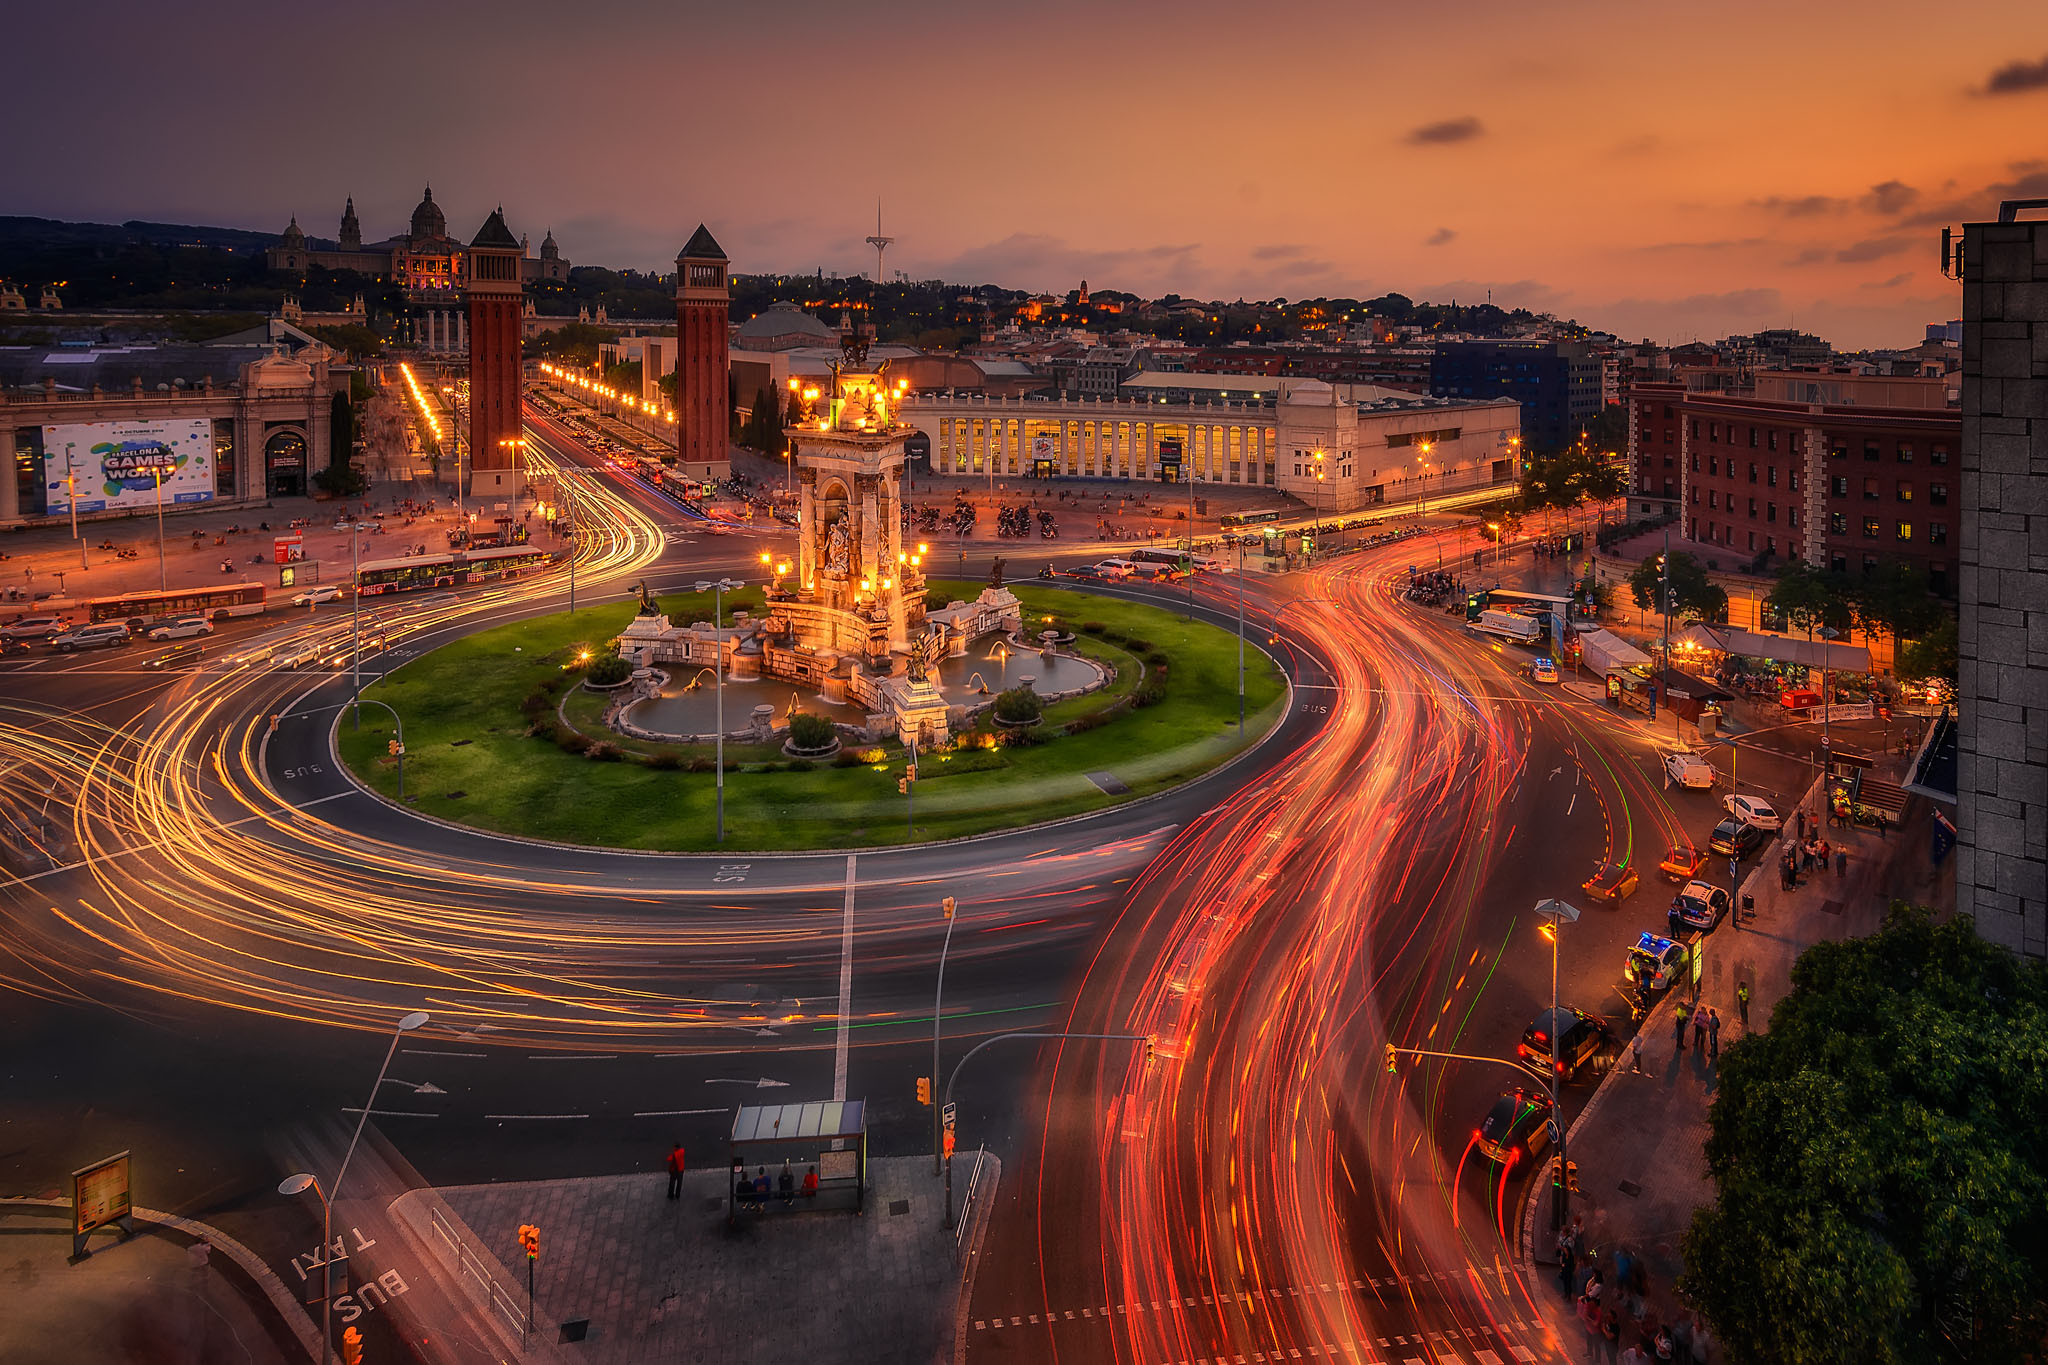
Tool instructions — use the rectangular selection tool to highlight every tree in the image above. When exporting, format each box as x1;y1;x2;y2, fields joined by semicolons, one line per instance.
1897;613;1958;685
1765;560;1854;639
1848;561;1947;654
1628;550;1728;623
1683;905;2048;1364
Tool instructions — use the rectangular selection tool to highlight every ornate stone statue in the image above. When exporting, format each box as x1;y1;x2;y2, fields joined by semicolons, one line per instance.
988;556;1006;589
826;517;851;573
633;579;660;616
907;626;940;680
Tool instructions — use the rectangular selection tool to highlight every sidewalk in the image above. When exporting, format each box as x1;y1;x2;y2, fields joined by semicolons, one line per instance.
0;1207;305;1365
392;1155;997;1365
1524;757;1953;1360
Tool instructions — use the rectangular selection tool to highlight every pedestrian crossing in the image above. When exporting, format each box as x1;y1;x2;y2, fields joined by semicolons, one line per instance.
972;1281;1559;1364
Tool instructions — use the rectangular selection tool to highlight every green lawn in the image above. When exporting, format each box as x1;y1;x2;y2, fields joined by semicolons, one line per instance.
336;579;1283;850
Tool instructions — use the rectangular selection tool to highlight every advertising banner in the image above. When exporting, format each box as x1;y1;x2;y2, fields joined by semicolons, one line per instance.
71;1150;134;1257
43;419;216;514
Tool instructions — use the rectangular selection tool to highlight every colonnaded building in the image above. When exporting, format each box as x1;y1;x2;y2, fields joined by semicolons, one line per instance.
898;376;1521;514
1;327;352;527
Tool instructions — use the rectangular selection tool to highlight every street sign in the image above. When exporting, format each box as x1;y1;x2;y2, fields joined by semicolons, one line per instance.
941;1101;957;1130
71;1151;134;1259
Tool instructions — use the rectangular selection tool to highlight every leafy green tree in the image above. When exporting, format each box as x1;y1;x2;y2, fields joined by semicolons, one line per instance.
1897;614;1959;685
1683;905;2048;1365
308;323;386;358
1848;562;1947;654
1628;549;1728;623
1766;560;1855;639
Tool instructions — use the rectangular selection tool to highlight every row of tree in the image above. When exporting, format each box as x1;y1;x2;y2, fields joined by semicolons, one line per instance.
1619;552;1956;682
1520;446;1628;525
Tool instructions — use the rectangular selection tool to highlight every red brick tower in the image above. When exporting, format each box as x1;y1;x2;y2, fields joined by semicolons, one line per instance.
675;224;731;479
464;207;526;497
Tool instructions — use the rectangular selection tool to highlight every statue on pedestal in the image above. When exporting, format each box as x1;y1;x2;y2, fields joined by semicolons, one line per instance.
633;580;660;617
988;557;1006;589
907;626;940;681
826;518;850;573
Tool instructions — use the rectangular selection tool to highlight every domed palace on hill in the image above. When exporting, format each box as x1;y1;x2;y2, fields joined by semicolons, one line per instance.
266;187;569;351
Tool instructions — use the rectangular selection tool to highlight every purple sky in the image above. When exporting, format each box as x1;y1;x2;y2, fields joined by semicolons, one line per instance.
15;0;2048;347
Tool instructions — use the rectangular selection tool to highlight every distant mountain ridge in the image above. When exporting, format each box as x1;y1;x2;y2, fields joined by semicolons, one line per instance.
0;215;283;253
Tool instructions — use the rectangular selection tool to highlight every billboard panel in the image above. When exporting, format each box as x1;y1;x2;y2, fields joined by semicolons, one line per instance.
43;419;216;514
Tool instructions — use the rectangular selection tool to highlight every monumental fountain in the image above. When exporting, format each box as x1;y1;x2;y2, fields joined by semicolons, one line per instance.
612;339;1104;748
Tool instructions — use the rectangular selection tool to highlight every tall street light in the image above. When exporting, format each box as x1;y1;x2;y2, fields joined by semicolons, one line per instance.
152;464;169;591
1311;449;1326;561
1818;624;1840;822
61;446;86;572
1235;535;1246;735
932;894;957;1174
696;577;744;842
1532;898;1580;1230
342;521;373;729
279;1008;430;1365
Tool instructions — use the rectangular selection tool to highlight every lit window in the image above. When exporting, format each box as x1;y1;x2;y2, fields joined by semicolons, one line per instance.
1896;521;1913;542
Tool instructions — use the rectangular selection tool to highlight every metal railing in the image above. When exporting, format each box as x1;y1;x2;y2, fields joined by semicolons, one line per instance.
425;1204;529;1338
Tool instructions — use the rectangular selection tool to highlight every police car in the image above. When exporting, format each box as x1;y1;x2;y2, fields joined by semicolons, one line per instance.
1624;931;1693;994
1669;879;1733;935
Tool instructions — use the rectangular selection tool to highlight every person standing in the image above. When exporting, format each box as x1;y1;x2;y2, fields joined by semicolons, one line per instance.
1692;1005;1707;1053
1673;1000;1690;1057
1707;1007;1722;1061
666;1142;686;1200
1736;981;1751;1027
1836;846;1848;878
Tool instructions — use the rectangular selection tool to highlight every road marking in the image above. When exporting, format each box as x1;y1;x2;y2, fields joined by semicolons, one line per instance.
525;1053;618;1061
631;1107;728;1118
484;1113;590;1120
340;1108;438;1118
4;791;352;886
403;1049;484;1058
834;853;856;1102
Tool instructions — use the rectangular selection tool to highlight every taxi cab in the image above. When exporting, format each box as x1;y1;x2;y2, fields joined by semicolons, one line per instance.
1581;859;1640;906
1658;844;1707;882
1624;931;1692;994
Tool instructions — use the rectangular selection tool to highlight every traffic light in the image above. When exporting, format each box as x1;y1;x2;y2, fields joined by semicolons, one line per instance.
898;777;909;794
340;1326;363;1365
942;1128;956;1159
941;896;955;920
915;1076;931;1106
1145;1036;1155;1063
1384;1044;1398;1074
387;739;402;757
906;763;918;782
1565;1161;1581;1194
517;1224;539;1260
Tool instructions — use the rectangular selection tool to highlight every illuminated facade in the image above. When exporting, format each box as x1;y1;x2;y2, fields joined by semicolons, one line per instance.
900;380;1520;514
267;187;569;353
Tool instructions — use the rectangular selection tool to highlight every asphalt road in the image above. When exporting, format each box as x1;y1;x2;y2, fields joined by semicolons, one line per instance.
0;404;1875;1365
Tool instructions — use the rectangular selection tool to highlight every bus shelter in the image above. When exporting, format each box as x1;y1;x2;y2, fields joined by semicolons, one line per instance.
726;1099;867;1226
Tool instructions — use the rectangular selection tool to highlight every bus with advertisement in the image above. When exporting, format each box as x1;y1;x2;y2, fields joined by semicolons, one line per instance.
85;582;268;628
354;545;555;596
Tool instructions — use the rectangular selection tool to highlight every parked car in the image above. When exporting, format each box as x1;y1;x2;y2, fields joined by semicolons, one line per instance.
1516;1005;1611;1078
52;622;132;652
291;585;344;607
147;615;215;642
1707;818;1765;859
1530;657;1560;685
0;614;72;643
1722;794;1783;830
1475;1089;1554;1166
1661;747;1716;790
1625;931;1695;993
1670;879;1733;934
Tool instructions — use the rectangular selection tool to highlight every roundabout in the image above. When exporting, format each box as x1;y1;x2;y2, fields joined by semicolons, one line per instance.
332;578;1288;850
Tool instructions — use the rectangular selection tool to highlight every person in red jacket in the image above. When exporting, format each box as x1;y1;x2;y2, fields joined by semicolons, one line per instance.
665;1142;686;1201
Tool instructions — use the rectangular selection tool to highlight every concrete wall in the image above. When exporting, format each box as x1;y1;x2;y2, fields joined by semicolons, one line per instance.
1958;214;2048;959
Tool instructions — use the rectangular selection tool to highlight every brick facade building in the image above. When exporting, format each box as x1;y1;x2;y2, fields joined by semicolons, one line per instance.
463;209;526;498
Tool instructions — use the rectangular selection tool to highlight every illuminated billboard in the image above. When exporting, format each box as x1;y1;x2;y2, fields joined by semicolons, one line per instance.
43;419;216;514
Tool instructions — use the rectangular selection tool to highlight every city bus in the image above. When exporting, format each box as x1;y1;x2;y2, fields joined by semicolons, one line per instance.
355;545;556;596
1219;508;1283;528
85;582;268;627
1129;547;1231;574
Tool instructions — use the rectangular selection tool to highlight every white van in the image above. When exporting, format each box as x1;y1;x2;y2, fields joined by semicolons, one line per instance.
1093;559;1136;581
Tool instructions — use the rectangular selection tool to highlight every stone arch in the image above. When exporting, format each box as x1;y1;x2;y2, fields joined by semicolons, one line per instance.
264;428;308;498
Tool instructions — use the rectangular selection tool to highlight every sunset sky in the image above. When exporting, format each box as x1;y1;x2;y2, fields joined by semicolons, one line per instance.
19;0;2048;348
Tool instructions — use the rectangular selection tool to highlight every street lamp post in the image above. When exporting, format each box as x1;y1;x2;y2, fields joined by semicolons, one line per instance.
152;465;168;591
932;894;957;1174
1236;536;1246;735
1818;625;1840;823
62;447;86;572
1311;450;1326;562
279;1009;429;1365
696;577;744;842
1533;898;1580;1230
339;521;374;728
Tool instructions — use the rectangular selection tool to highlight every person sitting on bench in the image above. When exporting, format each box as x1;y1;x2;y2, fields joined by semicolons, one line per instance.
802;1167;819;1200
